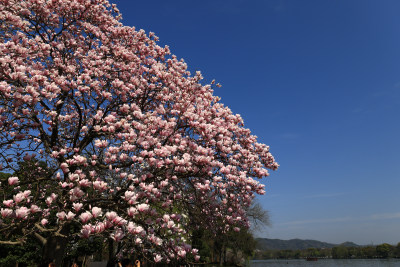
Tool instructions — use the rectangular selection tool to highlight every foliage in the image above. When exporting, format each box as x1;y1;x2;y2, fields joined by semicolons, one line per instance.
195;227;257;266
0;236;42;267
195;201;269;265
254;243;400;260
0;0;278;264
376;243;392;258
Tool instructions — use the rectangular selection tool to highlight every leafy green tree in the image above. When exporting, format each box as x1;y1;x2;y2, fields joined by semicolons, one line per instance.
306;248;319;257
332;246;349;259
376;243;393;258
0;236;42;267
394;243;400;258
361;246;376;258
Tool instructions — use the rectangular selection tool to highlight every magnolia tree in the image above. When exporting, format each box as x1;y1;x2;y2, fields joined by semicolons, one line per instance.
0;0;278;264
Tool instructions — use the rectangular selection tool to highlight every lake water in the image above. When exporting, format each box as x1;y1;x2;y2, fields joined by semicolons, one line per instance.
250;259;400;266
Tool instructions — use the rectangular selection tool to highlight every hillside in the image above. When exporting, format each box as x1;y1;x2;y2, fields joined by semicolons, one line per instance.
256;238;359;251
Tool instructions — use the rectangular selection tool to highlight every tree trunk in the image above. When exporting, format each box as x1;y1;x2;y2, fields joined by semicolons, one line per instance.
107;238;115;267
223;245;227;265
219;244;224;266
42;235;69;266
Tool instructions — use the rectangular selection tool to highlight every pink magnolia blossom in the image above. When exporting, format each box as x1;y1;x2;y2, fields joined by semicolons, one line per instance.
1;208;13;218
15;207;30;219
127;207;137;217
73;203;83;212
91;207;102;218
60;163;69;173
177;249;186;258
13;192;26;204
105;211;117;221
66;211;75;220
81;224;93;238
30;205;41;213
79;211;93;224
154;255;162;263
111;228;125;242
56;211;67;221
127;221;135;234
133;225;144;235
70;187;84;201
94;222;105;233
45;197;53;206
137;203;149;213
166;220;175;229
8;176;19;185
93;180;108;191
3;200;14;208
79;179;91;187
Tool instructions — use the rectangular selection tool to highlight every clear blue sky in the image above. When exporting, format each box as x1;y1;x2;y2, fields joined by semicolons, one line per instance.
110;0;400;245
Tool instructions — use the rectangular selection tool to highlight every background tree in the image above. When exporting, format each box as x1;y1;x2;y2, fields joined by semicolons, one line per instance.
0;0;278;265
0;236;42;267
376;243;393;258
361;246;376;258
331;246;348;259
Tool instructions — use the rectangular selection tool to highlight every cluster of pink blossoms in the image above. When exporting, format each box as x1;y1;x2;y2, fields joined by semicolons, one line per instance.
0;0;277;263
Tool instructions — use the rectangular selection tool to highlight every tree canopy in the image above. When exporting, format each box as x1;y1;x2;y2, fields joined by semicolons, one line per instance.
0;0;278;264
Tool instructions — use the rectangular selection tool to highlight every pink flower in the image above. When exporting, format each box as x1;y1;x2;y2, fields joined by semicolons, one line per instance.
45;197;53;206
8;177;19;185
127;222;135;233
70;187;84;201
114;216;126;226
93;180;108;191
167;220;175;229
23;190;31;198
137;203;149;213
73;155;87;165
79;179;91;187
60;162;69;173
30;205;41;213
104;220;113;229
15;207;30;219
177;249;186;258
94;222;105;233
13;192;26;203
81;224;92;238
111;228;125;242
134;225;144;235
127;207;137;217
154;255;162;263
41;219;48;226
1;208;13;218
79;211;93;224
66;211;75;220
73;202;83;212
105;211;117;221
3;200;14;207
91;207;102;218
56;211;67;220
124;190;137;203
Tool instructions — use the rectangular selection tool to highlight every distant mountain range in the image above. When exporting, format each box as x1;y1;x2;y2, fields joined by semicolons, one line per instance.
256;238;359;251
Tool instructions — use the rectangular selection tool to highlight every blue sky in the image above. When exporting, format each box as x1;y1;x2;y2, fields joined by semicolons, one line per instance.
110;0;400;245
